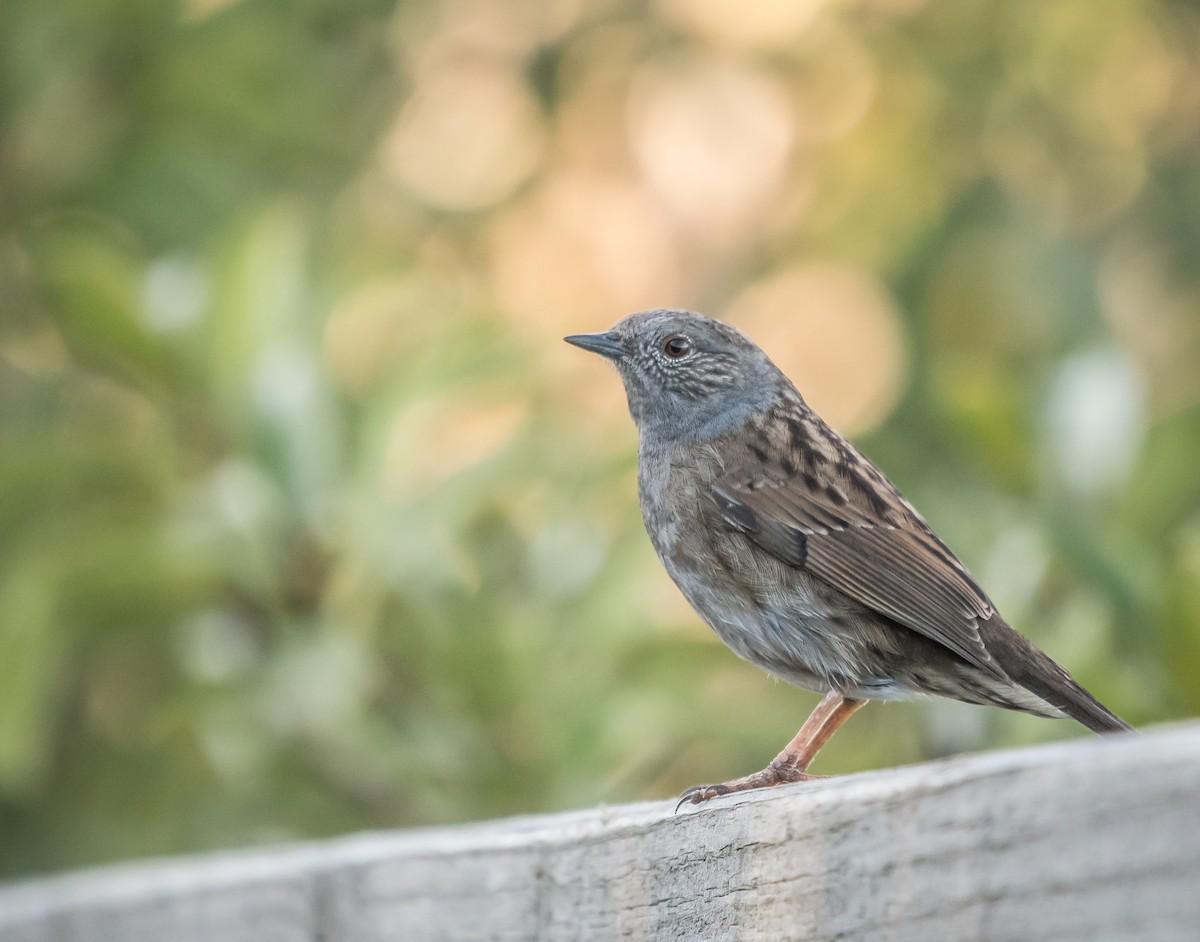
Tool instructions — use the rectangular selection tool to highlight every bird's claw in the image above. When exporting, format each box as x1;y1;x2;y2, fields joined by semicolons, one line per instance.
673;770;830;813
674;783;730;813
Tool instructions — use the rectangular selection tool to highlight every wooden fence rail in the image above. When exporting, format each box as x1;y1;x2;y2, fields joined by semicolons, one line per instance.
1;722;1198;941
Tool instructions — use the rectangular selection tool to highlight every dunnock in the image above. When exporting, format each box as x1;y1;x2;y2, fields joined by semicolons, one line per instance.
566;309;1131;808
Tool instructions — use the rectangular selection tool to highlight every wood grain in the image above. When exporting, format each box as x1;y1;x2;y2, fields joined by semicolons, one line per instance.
2;723;1198;941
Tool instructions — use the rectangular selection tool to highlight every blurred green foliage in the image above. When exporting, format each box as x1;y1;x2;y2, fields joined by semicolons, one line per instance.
2;0;1199;879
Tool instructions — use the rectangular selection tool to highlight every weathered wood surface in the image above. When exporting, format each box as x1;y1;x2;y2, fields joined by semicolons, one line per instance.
1;722;1198;942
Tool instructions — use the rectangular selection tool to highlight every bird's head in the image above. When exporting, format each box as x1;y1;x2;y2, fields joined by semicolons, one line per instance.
565;309;788;441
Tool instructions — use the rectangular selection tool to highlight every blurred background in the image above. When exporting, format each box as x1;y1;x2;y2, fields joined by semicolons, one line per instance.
2;0;1199;879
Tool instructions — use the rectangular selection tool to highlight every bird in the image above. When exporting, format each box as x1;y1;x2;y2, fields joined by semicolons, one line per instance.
564;308;1132;808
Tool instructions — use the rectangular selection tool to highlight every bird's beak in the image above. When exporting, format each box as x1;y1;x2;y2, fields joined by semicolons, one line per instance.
563;331;624;360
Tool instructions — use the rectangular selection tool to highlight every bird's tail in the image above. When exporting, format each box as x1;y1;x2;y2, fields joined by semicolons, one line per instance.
979;619;1133;734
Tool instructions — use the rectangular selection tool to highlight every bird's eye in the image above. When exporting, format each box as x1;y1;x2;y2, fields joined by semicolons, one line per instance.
662;336;691;359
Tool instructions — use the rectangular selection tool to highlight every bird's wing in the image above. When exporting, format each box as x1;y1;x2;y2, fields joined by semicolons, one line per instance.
712;464;1007;680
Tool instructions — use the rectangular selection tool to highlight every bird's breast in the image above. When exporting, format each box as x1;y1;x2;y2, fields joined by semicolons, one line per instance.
636;438;887;692
636;442;716;562
637;442;775;631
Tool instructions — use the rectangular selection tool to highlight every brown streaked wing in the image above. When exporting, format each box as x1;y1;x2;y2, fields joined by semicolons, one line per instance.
711;467;1006;681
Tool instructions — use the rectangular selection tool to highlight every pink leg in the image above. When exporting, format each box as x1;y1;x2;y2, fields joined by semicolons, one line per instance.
676;691;866;810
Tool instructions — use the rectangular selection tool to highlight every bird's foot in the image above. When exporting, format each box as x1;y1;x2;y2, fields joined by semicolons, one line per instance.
674;766;826;812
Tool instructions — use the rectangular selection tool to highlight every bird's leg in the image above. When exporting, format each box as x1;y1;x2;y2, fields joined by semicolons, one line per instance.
676;691;865;810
